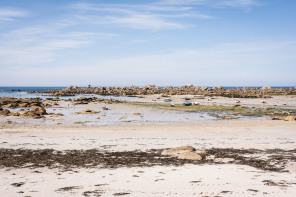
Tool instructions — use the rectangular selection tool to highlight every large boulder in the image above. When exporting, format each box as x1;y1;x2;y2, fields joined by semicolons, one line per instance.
20;111;41;118
8;112;20;116
0;108;10;116
285;116;296;121
178;152;202;160
6;103;18;108
32;106;47;115
161;146;196;156
19;103;29;108
19;106;46;118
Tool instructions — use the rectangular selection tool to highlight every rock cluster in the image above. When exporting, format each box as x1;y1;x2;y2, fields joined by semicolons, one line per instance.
70;97;122;105
0;106;47;118
272;115;296;121
161;146;205;160
0;97;43;108
20;106;47;118
0;98;54;118
31;85;296;98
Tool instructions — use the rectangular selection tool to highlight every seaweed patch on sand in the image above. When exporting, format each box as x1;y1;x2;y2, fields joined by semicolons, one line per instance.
1;148;295;172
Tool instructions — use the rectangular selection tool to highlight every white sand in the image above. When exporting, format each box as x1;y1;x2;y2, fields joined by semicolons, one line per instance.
1;164;296;197
1;119;296;196
0;119;295;151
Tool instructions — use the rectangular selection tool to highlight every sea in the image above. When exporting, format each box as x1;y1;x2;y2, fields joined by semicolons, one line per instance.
0;86;129;100
0;86;294;99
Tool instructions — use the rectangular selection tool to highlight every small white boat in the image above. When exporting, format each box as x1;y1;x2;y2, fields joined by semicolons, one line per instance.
194;102;200;105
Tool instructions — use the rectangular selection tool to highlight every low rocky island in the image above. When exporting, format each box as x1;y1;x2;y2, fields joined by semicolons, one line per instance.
31;85;296;98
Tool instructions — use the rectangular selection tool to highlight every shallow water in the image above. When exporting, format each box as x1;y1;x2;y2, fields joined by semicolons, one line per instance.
3;102;219;126
0;91;139;101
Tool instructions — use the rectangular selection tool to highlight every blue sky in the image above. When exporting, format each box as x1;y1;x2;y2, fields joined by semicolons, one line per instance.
0;0;295;86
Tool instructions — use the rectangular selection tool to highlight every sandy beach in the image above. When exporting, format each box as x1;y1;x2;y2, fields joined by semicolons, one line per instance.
1;0;295;195
1;116;296;196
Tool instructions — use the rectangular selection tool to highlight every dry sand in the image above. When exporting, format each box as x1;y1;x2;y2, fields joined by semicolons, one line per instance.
1;119;296;196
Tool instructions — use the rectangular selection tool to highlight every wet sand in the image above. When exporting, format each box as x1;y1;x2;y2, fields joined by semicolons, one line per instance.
3;94;296;126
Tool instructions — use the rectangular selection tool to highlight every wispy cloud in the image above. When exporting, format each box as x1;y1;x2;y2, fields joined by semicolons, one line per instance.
104;14;187;30
0;23;117;66
69;0;260;30
0;7;29;22
54;32;118;38
159;0;259;8
70;2;211;30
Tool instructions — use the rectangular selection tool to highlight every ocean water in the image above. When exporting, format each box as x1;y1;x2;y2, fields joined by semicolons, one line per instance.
0;87;136;100
0;86;294;99
0;87;66;99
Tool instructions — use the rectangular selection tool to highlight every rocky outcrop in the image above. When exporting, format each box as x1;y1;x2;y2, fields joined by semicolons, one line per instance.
20;106;47;118
71;97;121;105
0;98;43;108
30;85;296;98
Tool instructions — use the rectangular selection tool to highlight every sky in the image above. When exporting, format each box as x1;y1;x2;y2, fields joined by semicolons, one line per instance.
0;0;295;87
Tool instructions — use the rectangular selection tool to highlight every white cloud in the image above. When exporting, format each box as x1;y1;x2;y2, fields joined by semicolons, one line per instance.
0;23;116;66
0;8;29;22
69;0;260;30
70;2;211;30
